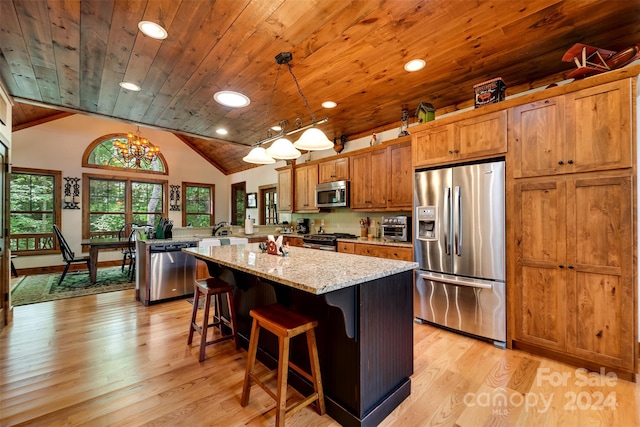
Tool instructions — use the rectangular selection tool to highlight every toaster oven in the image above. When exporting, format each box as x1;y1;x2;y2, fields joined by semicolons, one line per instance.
381;216;411;242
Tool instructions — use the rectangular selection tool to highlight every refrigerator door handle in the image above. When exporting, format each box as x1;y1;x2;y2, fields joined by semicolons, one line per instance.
454;186;462;256
444;187;451;255
419;272;494;289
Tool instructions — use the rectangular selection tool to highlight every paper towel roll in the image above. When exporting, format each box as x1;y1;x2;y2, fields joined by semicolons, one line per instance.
244;217;254;235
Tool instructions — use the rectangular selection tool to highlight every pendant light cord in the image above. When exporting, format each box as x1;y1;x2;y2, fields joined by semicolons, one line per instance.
287;63;316;123
262;64;282;139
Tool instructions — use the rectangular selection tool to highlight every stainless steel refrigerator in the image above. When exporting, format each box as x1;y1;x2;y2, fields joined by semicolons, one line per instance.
414;159;506;346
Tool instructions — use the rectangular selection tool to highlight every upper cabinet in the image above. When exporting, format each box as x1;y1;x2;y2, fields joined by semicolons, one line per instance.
294;163;319;213
511;79;632;178
350;137;412;211
565;80;632;173
413;110;507;167
277;167;293;213
512;97;566;178
386;140;412;209
351;149;387;210
319;157;349;183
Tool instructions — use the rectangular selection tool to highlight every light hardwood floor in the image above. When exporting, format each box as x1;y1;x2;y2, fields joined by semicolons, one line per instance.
1;290;638;427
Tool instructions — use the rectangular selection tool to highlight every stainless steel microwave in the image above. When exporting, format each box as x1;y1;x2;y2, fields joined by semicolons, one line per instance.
316;180;349;208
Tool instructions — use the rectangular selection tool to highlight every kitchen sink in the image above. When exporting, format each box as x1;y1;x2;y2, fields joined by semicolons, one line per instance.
199;237;248;248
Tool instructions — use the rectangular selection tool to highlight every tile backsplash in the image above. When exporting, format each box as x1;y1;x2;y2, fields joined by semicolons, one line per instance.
291;210;410;236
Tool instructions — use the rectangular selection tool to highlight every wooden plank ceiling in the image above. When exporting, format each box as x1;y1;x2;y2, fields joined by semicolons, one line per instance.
2;0;639;174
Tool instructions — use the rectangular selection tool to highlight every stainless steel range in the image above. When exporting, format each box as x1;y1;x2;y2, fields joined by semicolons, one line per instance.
302;233;357;251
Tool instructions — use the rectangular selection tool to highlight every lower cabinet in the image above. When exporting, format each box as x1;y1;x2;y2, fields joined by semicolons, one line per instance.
513;173;634;372
283;236;304;247
338;241;412;261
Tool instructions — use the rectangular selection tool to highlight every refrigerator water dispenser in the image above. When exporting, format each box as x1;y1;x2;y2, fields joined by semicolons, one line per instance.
417;206;438;241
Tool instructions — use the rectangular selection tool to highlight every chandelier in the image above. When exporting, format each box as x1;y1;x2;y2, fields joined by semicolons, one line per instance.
243;52;333;164
113;127;161;167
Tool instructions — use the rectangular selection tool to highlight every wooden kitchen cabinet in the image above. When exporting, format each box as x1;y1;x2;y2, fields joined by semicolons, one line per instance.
511;79;632;178
337;241;355;254
277;167;293;213
514;174;634;371
565;79;632;173
386;140;412;209
511;96;566;178
350;148;387;210
283;236;304;247
319;157;349;183
514;180;567;352
294;163;319;213
354;243;413;261
413;110;507;167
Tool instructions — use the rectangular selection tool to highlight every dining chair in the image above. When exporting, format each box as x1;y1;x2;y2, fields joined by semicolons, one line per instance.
53;224;91;286
119;223;138;274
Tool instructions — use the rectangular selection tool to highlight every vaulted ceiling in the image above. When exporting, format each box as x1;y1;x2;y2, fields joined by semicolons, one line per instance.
2;0;639;174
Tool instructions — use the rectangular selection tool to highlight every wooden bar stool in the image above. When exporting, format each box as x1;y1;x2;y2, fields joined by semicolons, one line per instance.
241;304;325;426
187;277;239;362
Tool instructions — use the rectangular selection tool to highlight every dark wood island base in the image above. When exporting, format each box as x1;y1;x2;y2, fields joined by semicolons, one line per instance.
205;260;414;427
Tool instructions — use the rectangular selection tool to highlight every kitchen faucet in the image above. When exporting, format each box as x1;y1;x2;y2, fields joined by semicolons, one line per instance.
212;221;228;236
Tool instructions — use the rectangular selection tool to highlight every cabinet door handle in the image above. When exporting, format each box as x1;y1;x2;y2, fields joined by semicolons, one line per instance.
568;265;574;269
448;150;453;154
567;160;574;164
454;149;459;154
559;264;565;268
558;160;564;165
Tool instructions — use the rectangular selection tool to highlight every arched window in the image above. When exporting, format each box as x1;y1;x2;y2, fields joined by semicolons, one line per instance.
82;133;168;174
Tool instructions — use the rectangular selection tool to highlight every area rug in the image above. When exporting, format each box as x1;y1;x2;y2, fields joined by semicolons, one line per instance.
11;266;135;306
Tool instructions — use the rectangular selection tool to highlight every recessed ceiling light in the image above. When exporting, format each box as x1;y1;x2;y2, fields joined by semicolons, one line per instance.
404;59;426;72
322;101;337;108
214;91;251;108
216;128;228;135
119;81;141;91
138;21;168;40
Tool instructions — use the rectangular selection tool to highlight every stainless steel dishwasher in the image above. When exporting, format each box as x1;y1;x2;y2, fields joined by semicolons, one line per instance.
139;241;197;305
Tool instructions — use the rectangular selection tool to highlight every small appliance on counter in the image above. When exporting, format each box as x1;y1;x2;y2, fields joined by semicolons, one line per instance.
245;214;254;235
296;218;310;234
381;216;411;242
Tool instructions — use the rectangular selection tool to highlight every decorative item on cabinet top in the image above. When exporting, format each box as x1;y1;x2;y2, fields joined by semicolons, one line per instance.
473;77;506;108
416;102;435;123
63;177;80;209
333;135;348;153
169;185;181;211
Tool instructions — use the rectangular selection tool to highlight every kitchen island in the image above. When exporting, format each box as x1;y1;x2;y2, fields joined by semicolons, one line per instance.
183;243;417;427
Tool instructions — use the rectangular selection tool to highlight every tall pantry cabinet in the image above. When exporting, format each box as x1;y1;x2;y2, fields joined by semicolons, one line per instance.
510;78;635;375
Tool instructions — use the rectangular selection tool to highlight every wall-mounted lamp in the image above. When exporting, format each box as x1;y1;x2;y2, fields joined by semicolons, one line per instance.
63;177;80;209
170;185;181;211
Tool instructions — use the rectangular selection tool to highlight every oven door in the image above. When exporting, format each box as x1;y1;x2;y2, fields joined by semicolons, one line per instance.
382;225;407;241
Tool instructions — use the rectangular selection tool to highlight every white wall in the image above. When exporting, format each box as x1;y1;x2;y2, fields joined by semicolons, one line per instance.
12;114;228;269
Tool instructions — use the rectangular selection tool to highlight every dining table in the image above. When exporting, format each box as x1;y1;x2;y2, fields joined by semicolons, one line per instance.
81;237;131;283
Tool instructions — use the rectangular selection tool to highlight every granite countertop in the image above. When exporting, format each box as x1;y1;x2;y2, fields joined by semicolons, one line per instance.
183;243;417;295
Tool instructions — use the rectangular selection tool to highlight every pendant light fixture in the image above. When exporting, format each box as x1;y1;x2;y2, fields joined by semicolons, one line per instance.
242;146;276;164
279;53;334;151
243;52;331;164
